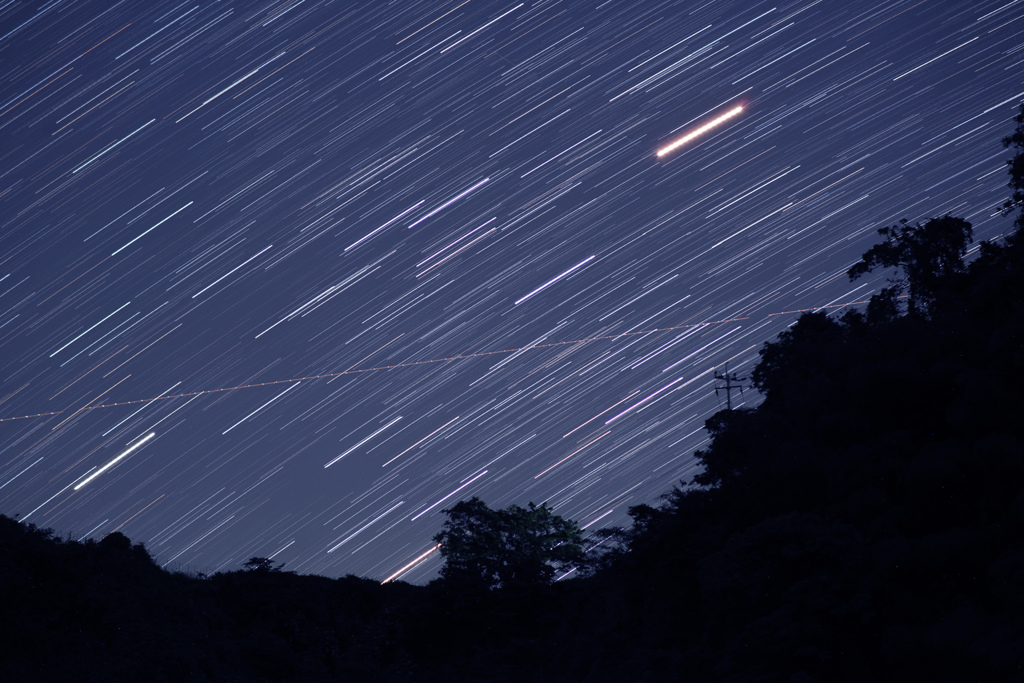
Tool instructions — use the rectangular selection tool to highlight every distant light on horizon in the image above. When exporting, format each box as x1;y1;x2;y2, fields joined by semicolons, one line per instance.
381;543;440;584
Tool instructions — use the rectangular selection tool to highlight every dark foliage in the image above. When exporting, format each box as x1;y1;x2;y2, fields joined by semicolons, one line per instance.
5;113;1024;681
433;496;584;589
847;215;973;316
242;556;286;572
1002;102;1024;231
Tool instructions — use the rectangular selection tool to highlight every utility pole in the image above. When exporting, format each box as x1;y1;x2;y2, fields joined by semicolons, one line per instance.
714;363;746;411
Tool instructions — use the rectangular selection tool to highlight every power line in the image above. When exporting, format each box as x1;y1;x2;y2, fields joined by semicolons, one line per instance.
0;297;878;423
713;362;746;411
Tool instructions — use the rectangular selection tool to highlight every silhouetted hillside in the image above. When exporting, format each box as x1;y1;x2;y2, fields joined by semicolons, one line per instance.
4;110;1024;682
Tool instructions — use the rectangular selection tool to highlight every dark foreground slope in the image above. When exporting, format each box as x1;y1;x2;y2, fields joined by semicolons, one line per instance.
573;234;1024;682
0;518;423;681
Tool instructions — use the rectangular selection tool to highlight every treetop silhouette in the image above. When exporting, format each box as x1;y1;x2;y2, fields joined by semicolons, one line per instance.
433;496;584;589
847;215;973;318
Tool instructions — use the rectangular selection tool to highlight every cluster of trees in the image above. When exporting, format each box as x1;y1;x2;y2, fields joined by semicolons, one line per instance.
4;106;1024;681
432;497;584;588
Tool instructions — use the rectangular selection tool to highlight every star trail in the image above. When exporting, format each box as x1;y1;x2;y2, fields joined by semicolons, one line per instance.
0;0;1021;582
657;104;745;157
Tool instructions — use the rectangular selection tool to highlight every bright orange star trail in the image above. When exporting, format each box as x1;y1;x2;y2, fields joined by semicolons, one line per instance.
656;104;745;158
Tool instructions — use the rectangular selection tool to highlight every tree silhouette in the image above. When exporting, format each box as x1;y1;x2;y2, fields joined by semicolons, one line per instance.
242;556;284;572
848;215;973;316
1002;102;1024;231
433;497;584;589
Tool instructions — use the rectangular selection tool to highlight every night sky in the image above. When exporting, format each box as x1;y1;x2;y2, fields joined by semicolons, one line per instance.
1;0;1021;583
